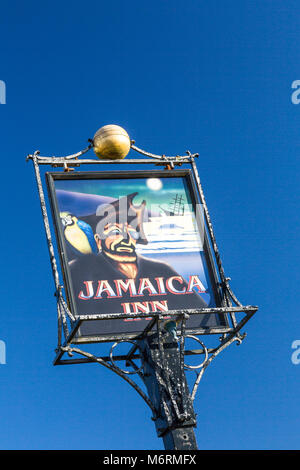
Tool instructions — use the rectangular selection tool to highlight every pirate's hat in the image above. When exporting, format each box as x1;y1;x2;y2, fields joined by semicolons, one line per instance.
81;192;148;245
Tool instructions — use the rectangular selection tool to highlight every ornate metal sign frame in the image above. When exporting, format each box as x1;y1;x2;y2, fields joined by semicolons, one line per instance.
27;140;258;426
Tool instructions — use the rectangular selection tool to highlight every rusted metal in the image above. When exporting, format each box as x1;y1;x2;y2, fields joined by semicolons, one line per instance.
50;305;255;326
27;156;192;167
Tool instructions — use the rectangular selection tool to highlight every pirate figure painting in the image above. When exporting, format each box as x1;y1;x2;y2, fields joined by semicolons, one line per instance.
67;192;208;331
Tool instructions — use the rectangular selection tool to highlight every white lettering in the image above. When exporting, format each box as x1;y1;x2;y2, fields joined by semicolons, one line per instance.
114;278;137;297
94;280;117;299
166;276;186;294
138;278;158;296
187;275;206;293
78;281;94;299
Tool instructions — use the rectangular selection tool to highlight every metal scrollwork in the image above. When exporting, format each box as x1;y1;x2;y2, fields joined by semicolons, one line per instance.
109;340;143;375
183;335;209;370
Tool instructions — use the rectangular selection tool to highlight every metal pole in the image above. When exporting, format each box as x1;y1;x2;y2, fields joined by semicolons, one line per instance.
138;329;198;450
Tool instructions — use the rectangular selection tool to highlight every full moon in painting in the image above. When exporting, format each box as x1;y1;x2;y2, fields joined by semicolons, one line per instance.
146;178;163;191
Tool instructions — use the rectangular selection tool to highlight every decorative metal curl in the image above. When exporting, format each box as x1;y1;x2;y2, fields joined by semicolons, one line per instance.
109;340;143;375
131;142;198;162
183;335;209;370
60;345;156;415
190;334;244;402
27;141;197;165
26;143;93;162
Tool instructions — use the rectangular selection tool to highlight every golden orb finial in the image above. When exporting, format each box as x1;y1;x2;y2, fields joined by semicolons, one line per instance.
93;124;131;160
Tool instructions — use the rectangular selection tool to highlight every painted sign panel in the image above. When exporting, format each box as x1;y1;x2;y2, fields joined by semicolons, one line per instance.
46;170;227;341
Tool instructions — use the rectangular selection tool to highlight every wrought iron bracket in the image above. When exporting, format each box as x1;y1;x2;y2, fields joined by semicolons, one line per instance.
52;302;257;429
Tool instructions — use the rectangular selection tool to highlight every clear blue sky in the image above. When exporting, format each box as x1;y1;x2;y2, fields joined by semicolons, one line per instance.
0;0;299;450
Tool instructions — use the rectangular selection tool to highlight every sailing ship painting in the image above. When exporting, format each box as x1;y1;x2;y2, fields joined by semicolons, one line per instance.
140;193;204;255
137;188;211;306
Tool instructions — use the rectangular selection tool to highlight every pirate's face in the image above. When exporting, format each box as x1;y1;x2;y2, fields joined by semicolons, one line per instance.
95;222;139;261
